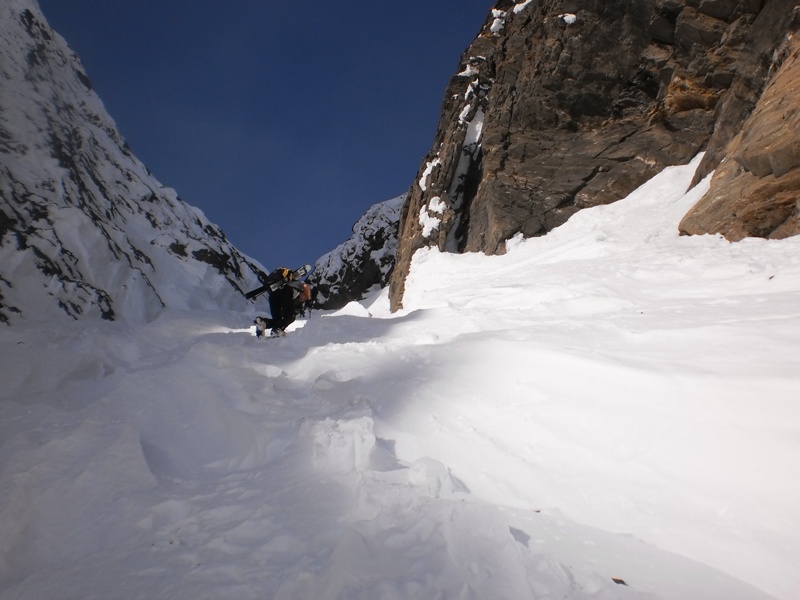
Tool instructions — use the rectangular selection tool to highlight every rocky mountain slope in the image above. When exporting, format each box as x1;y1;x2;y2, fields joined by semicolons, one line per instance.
307;195;404;310
4;0;797;319
386;0;800;310
680;27;800;239
0;0;265;325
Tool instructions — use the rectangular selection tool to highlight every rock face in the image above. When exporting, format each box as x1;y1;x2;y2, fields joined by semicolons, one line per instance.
0;0;264;324
307;195;404;310
679;23;800;239
388;0;800;310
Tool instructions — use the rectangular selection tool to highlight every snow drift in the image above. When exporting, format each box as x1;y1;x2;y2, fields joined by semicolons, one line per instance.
1;157;798;599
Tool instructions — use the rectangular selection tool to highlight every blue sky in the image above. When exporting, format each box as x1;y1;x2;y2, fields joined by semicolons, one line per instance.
38;1;494;271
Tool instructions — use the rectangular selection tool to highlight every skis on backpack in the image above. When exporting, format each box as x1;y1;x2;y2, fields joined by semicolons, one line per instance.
245;264;311;300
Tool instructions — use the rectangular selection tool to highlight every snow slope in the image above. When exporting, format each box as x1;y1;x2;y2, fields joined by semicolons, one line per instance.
1;157;798;599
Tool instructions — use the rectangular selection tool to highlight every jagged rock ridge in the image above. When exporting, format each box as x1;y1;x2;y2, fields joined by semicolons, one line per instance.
388;0;800;310
0;0;265;324
307;195;404;310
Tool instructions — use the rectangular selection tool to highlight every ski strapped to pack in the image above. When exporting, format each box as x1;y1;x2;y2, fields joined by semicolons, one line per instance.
245;264;311;300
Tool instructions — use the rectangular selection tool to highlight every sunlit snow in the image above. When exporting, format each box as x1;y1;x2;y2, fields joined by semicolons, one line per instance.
1;157;799;599
490;10;507;36
418;157;441;192
419;196;447;238
514;0;535;14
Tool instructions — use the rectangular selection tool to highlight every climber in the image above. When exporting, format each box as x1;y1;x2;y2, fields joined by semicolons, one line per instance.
252;266;312;338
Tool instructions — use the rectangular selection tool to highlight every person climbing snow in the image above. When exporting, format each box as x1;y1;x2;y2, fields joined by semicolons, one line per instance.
249;266;312;338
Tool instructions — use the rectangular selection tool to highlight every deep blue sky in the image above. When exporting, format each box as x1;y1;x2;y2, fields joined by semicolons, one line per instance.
38;1;494;270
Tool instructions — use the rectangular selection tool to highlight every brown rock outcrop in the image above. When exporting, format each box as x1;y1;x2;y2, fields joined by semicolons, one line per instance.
388;0;799;311
679;25;800;239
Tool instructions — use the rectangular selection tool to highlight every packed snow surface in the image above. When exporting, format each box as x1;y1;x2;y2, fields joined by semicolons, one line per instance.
1;157;799;599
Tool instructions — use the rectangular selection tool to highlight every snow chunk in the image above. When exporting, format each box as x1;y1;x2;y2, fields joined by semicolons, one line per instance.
458;104;472;124
429;196;446;214
559;13;577;25
419;196;446;238
418;157;441;192
513;0;535;14
464;80;477;101
307;417;376;473
456;64;478;78
490;10;507;35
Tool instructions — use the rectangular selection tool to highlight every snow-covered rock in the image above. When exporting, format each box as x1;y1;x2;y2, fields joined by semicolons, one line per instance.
0;0;264;325
307;194;404;309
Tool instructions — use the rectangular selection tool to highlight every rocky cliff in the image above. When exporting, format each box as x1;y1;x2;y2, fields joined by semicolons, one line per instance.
388;0;800;310
679;25;800;239
0;0;265;324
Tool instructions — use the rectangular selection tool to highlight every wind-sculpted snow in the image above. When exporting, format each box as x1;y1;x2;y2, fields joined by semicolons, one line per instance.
1;159;799;599
0;0;264;324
